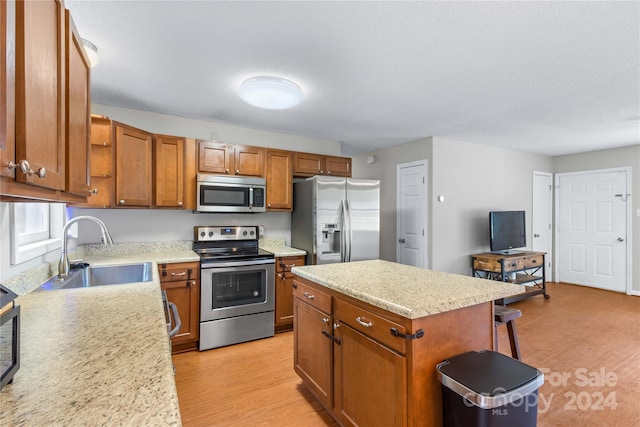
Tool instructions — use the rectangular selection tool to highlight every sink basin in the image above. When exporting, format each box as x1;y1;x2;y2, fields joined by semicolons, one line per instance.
36;262;153;291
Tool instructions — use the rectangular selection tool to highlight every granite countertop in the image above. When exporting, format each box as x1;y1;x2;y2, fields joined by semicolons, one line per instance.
259;238;306;258
291;259;525;319
0;248;199;426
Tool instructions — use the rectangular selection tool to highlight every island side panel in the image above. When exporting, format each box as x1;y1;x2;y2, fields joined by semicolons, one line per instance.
408;301;494;427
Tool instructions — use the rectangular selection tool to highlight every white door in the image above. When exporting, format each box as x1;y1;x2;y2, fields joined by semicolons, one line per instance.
396;160;428;268
532;172;553;280
556;169;628;292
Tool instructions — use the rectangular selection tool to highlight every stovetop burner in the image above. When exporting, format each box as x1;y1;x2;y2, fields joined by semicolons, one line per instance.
193;226;274;263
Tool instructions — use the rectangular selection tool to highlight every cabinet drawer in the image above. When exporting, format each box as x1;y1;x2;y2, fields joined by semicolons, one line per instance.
473;257;501;273
334;299;407;354
502;258;526;272
158;262;199;282
293;280;331;314
523;254;544;269
277;255;305;273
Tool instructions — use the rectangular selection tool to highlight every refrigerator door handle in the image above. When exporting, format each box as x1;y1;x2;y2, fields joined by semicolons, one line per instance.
340;200;348;262
344;199;352;262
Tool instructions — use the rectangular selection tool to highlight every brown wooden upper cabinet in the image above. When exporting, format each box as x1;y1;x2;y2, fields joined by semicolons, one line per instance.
324;155;351;177
198;140;264;177
293;152;352;178
1;0;90;203
265;149;293;211
82;118;192;210
154;134;185;208
64;9;91;197
114;122;153;207
85;115;113;208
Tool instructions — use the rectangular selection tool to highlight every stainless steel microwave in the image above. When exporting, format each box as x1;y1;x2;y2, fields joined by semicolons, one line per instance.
197;175;266;213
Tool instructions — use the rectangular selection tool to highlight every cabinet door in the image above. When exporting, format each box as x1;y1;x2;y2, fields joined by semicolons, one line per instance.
334;323;407;427
114;123;152;207
1;0;15;179
265;149;292;210
275;271;294;330
325;156;351;177
162;279;200;351
294;297;333;409
64;10;90;196
234;144;264;176
14;0;65;190
294;152;324;176
198;140;232;174
275;255;305;331
154;134;184;207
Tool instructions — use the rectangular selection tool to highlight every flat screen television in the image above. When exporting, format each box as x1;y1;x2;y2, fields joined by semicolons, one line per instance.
489;210;526;253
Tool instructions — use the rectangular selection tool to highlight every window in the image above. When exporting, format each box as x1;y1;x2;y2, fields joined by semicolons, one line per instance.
10;203;66;265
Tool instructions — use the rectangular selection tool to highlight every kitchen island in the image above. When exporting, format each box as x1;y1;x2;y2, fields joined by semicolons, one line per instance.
291;259;524;427
0;248;198;426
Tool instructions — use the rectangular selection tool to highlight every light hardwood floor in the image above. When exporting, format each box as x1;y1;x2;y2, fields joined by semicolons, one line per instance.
173;282;640;427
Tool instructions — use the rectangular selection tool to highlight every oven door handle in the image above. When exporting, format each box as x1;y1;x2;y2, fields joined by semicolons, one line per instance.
168;302;182;338
200;258;275;268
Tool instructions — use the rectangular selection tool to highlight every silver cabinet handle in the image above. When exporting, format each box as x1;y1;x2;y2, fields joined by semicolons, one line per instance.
6;161;19;171
303;292;315;300
178;201;183;206
399;238;405;243
322;317;330;324
618;237;624;242
36;167;46;179
89;188;98;195
119;199;125;205
235;169;240;174
167;302;182;338
18;159;30;174
534;234;540;238
284;263;296;268
355;317;372;328
171;272;186;277
225;168;230;174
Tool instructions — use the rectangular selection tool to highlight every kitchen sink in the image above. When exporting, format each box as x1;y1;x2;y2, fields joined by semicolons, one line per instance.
35;262;153;291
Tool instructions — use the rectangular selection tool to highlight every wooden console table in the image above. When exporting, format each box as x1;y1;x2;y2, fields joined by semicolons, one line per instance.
471;251;549;304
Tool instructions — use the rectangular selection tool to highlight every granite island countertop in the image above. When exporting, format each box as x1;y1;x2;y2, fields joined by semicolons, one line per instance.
0;248;199;426
291;259;525;319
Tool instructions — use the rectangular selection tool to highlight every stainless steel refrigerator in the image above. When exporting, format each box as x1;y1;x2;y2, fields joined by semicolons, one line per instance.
291;176;380;265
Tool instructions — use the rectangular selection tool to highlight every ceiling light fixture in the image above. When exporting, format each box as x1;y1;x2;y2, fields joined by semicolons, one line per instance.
238;76;303;110
81;38;99;68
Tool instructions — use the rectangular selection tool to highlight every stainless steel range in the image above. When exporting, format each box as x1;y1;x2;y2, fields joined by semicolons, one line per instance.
194;226;275;351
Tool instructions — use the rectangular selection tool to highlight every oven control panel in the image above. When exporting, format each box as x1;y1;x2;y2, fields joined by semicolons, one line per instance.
194;226;259;242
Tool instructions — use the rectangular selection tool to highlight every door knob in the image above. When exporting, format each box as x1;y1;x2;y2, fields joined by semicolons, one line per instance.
399;238;405;243
618;237;624;242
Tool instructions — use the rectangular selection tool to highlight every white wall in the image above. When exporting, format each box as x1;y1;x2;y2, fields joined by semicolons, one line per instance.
352;138;432;263
554;145;640;292
430;137;553;275
353;136;554;276
92;104;342;155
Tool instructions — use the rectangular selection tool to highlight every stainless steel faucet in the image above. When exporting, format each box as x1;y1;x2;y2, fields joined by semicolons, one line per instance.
58;216;114;278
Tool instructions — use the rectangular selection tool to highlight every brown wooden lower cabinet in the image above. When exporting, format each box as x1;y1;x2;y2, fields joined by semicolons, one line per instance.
274;255;305;332
293;275;494;427
159;262;200;353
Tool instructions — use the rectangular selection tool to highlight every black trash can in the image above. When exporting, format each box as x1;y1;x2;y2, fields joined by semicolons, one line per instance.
436;350;544;427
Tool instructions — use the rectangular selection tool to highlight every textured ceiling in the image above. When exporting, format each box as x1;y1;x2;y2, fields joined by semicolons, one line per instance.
65;1;640;157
